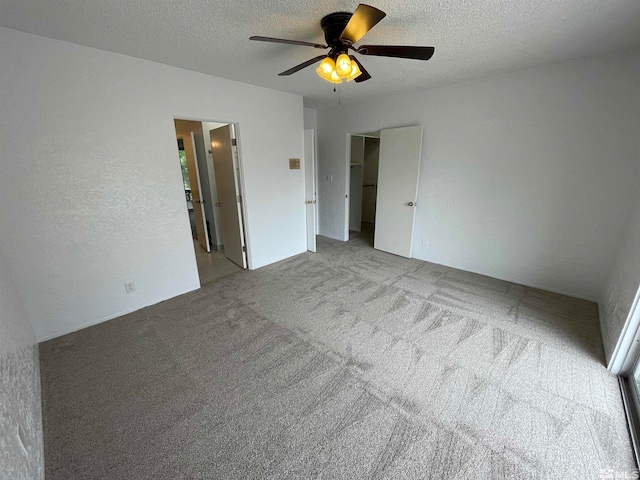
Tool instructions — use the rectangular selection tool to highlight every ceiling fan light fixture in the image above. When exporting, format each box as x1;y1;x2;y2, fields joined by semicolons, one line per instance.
329;69;343;84
335;53;352;77
316;56;344;83
346;59;362;82
251;4;435;86
316;57;336;81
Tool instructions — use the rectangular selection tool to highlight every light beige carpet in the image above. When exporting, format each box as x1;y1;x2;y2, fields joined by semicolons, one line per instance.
40;231;635;479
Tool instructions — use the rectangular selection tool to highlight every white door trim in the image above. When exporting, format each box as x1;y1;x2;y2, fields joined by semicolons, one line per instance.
303;129;317;252
343;133;351;241
609;285;640;375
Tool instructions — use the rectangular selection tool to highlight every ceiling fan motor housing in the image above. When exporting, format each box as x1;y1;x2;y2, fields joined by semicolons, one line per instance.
321;12;352;54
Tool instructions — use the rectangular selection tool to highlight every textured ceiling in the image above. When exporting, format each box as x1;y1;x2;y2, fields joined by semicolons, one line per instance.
2;0;640;108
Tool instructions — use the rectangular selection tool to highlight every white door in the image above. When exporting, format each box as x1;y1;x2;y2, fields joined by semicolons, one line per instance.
374;125;423;258
303;129;317;252
190;132;210;252
210;125;247;268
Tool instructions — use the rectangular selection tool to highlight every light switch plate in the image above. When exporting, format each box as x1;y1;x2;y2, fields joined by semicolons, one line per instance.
289;158;300;170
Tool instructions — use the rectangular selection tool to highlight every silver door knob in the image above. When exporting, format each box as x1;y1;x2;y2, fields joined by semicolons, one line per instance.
215;202;222;207
407;202;415;207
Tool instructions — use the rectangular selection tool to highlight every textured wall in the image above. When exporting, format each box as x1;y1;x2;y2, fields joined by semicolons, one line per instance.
317;49;640;301
2;0;640;110
600;201;640;364
303;108;317;131
0;247;44;479
0;28;305;341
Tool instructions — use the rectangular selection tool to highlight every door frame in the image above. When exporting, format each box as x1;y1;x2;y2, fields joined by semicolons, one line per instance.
344;131;382;242
343;133;352;241
616;287;640;467
172;116;253;270
608;285;640;375
303;129;318;252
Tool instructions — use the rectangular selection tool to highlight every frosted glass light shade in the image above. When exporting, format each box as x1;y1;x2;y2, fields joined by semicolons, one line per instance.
329;70;342;84
335;53;352;78
346;60;362;82
316;57;336;81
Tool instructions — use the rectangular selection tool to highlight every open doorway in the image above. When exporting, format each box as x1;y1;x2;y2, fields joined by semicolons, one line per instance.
346;126;423;258
174;119;247;285
348;133;380;248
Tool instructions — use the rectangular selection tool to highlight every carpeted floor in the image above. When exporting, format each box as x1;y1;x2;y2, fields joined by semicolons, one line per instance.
40;231;636;479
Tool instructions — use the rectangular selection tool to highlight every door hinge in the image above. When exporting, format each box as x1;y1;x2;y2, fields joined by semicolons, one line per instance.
231;139;237;146
237;195;242;202
242;245;246;252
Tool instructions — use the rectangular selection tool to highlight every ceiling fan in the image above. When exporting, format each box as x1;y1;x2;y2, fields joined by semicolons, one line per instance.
250;4;434;84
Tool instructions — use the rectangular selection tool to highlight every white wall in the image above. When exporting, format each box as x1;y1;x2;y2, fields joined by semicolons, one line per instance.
317;49;640;301
0;246;44;478
600;200;640;363
0;28;306;340
303;108;317;131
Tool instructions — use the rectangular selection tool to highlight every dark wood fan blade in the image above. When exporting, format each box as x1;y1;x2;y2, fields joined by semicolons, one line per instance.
250;36;327;49
339;4;386;44
278;55;328;76
350;56;371;83
357;45;435;60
